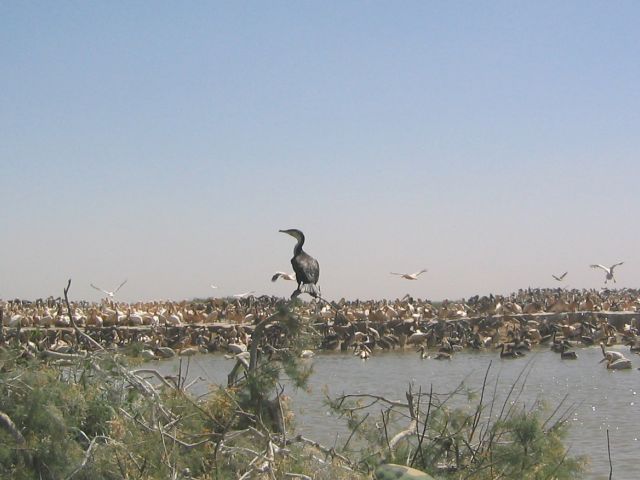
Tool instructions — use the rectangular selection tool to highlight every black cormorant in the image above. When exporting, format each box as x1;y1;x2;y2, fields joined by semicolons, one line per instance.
279;229;320;298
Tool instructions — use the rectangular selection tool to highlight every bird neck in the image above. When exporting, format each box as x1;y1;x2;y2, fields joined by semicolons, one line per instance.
293;233;305;256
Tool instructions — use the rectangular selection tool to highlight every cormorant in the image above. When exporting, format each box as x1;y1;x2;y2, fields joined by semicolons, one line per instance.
279;229;320;298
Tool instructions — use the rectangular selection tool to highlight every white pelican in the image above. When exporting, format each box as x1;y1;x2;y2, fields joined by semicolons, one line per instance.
90;279;127;298
552;272;568;282
590;262;624;284
271;272;296;282
390;269;428;280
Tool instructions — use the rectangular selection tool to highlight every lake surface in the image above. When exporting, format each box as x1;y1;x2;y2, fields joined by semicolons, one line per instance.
143;346;639;480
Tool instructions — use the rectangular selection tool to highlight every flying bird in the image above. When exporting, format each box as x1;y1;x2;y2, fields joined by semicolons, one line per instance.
90;279;128;298
233;291;255;299
210;285;219;289
390;269;428;280
271;272;296;282
552;272;568;282
279;228;320;298
590;262;624;283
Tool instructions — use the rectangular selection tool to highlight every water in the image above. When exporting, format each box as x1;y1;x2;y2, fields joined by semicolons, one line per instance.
144;346;639;480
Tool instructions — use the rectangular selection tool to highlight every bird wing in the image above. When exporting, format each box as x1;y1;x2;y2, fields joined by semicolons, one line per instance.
271;272;286;282
90;283;109;295
390;272;405;276
114;279;128;293
552;271;568;281
292;253;319;285
412;269;428;277
233;291;255;298
210;284;218;289
610;262;624;271
590;264;608;272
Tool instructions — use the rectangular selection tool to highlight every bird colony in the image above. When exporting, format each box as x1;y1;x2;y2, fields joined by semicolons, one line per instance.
1;229;637;368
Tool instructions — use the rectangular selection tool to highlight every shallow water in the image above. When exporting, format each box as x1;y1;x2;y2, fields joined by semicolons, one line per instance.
144;346;639;480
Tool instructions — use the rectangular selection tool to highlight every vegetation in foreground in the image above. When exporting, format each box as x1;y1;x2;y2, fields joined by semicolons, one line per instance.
0;303;586;479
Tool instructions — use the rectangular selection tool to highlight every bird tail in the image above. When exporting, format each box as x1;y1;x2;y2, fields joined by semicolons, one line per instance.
301;283;321;298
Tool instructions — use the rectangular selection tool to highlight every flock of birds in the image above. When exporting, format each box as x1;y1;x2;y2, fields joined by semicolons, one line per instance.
1;229;637;370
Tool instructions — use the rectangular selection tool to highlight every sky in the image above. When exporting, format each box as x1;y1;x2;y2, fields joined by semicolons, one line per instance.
2;1;639;302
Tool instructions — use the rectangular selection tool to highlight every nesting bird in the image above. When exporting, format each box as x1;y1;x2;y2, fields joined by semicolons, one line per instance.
279;229;320;298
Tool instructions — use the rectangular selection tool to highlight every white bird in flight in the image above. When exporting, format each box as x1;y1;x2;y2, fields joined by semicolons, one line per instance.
271;272;296;282
233;291;255;298
210;284;219;290
552;272;568;282
590;262;624;284
390;269;428;280
90;279;128;298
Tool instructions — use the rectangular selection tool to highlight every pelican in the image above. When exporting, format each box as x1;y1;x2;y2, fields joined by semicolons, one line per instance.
271;272;296;282
90;279;127;298
599;343;625;363
590;262;624;284
499;343;522;359
552;272;568;282
354;343;371;360
604;357;632;370
433;352;451;360
559;344;577;359
279;229;320;298
390;269;427;280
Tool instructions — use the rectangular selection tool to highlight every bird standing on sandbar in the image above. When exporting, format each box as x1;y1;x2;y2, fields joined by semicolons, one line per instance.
390;269;427;280
279;229;320;298
590;262;624;284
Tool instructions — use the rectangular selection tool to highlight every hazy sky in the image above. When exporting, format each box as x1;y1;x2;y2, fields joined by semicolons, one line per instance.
2;2;639;302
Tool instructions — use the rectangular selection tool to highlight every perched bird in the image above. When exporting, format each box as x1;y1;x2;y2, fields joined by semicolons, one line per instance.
279;229;320;298
552;272;568;282
390;269;427;280
90;279;127;299
590;262;624;283
271;272;296;282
